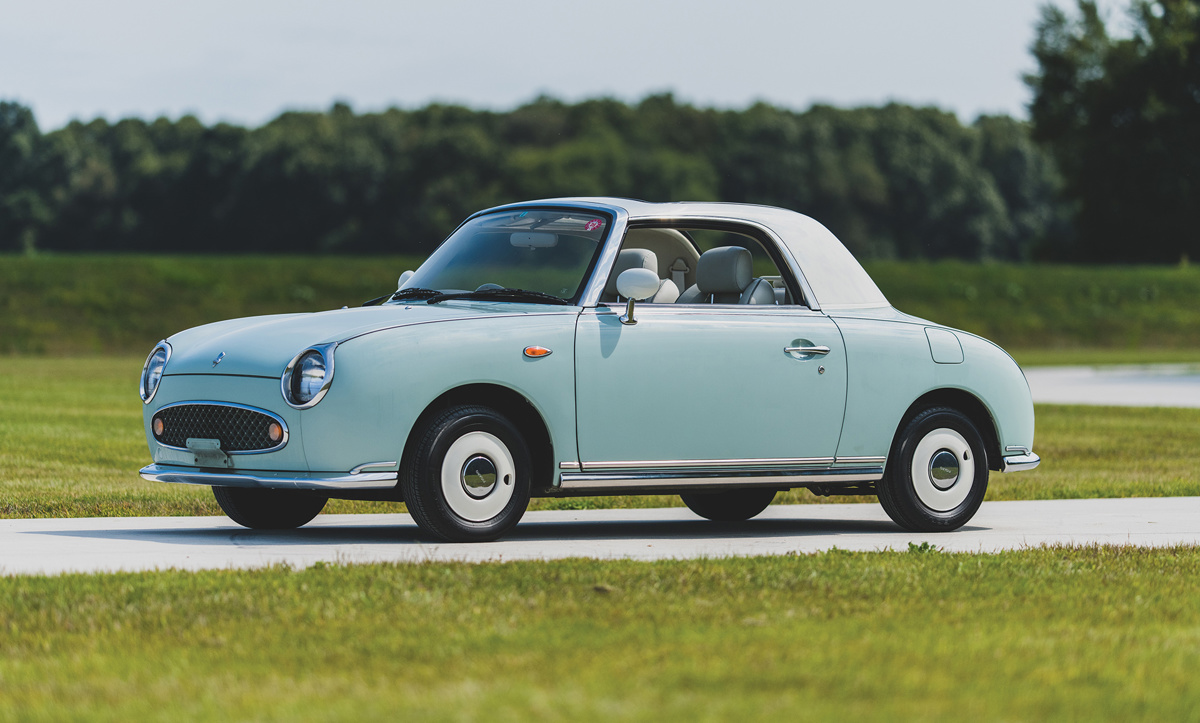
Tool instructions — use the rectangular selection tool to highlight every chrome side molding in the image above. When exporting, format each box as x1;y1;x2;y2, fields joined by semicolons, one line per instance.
559;453;883;470
559;465;884;492
833;456;887;465
578;457;836;472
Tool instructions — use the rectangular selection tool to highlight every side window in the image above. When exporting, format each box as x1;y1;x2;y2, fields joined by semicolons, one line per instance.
600;227;697;304
604;225;802;306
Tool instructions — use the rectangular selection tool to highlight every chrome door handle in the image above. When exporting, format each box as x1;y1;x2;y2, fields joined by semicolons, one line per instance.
784;345;830;355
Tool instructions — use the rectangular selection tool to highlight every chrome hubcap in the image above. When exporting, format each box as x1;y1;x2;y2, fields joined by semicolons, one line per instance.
461;455;498;499
440;431;516;522
929;449;960;490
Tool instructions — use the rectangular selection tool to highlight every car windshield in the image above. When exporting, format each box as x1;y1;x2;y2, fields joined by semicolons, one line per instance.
400;208;611;304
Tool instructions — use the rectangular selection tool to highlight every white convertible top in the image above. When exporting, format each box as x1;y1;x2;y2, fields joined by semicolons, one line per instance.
485;198;890;310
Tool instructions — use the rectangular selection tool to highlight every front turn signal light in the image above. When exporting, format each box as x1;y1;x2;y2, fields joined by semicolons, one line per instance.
523;346;552;358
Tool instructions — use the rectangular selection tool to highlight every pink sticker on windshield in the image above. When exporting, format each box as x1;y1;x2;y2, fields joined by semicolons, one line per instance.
585;219;602;232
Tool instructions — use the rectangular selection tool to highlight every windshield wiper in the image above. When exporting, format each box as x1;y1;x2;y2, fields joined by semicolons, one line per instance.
362;287;441;306
426;288;571;306
392;287;441;301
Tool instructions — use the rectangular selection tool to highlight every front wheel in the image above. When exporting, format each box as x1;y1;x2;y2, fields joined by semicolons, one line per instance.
401;405;532;542
680;488;777;521
212;486;327;530
877;407;989;532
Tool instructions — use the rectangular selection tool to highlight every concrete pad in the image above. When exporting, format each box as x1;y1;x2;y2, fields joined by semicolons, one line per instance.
2;497;1199;576
1024;364;1200;407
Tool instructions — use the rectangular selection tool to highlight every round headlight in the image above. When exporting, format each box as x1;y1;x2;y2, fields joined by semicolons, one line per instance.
283;345;335;408
140;342;171;403
294;352;327;403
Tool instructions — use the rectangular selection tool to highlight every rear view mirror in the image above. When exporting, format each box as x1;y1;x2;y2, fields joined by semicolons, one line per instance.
510;232;558;248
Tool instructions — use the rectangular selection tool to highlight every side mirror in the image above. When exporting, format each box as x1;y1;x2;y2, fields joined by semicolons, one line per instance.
397;270;415;289
615;268;661;326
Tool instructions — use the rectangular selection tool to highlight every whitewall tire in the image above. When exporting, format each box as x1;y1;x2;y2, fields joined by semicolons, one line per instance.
877;407;989;532
402;405;531;542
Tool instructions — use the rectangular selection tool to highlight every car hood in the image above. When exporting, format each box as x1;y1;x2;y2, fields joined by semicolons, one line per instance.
163;302;572;377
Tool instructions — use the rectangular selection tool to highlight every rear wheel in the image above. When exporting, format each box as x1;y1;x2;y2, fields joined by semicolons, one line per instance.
212;486;327;530
877;407;989;532
680;488;777;521
401;405;532;542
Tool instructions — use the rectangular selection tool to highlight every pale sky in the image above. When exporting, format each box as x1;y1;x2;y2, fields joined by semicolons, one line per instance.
1;0;1102;131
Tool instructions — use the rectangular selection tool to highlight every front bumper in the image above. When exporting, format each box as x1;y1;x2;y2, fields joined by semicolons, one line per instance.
1000;452;1041;473
139;464;397;491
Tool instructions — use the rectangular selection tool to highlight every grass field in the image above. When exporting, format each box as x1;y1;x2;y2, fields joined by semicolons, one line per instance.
3;258;1199;720
4;255;1200;356
0;255;425;355
2;546;1198;721
3;356;1198;519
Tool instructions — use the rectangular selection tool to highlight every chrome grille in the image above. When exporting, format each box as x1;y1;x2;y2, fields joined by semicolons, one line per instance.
153;403;285;453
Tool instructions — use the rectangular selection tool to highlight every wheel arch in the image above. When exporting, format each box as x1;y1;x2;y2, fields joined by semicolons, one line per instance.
895;388;1002;471
403;383;556;491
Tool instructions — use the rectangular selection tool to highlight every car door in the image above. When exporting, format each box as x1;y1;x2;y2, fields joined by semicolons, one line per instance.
572;304;847;470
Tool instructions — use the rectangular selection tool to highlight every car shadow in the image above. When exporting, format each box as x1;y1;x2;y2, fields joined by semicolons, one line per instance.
26;515;988;547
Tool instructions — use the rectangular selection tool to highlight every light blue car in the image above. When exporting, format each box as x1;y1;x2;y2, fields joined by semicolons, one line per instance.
139;198;1040;541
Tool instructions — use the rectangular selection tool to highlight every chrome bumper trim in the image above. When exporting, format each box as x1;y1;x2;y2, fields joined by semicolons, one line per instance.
139;464;397;491
559;466;884;492
1001;453;1041;473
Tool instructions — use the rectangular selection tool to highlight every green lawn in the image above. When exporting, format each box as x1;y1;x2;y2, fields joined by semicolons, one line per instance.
2;546;1199;721
867;260;1200;351
3;356;1199;518
0;255;425;355
4;255;1200;355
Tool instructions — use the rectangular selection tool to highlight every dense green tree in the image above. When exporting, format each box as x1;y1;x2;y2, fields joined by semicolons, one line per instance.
0;96;1069;260
0;102;50;252
973;115;1072;261
1027;0;1200;262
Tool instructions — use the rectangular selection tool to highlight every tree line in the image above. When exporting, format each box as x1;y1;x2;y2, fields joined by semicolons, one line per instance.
1;0;1194;263
0;98;1066;261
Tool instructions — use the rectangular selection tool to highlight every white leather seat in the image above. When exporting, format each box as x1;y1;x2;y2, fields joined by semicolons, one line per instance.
675;246;775;304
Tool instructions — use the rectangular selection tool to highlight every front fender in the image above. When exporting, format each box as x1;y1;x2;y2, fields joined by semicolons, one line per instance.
297;312;580;473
